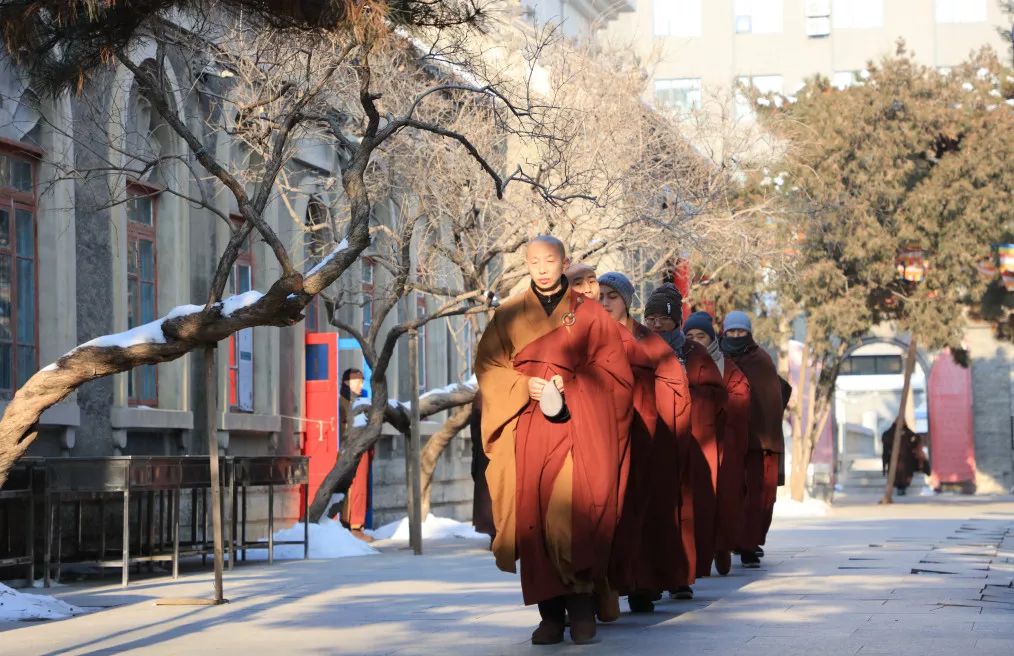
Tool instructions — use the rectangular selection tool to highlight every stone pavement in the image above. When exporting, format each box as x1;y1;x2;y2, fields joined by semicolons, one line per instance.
2;494;1013;655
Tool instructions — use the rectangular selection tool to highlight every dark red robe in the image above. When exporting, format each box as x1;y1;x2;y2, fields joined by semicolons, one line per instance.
730;342;786;549
715;360;750;552
476;288;633;605
682;341;727;579
610;322;688;594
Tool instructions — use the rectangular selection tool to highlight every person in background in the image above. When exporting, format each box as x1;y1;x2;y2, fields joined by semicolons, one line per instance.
339;368;374;543
684;311;751;576
643;284;726;599
720;312;787;567
475;236;633;645
565;262;600;300
469;390;496;541
881;420;930;496
598;272;689;614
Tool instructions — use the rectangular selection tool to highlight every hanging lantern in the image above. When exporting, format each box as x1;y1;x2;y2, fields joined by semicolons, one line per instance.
999;244;1014;292
896;247;926;283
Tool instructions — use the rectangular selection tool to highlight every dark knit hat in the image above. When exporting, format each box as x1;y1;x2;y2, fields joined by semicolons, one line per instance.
684;311;716;341
644;283;683;323
598;272;635;311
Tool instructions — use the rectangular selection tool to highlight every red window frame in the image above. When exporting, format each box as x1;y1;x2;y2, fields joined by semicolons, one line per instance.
126;180;159;406
228;215;255;411
0;141;40;399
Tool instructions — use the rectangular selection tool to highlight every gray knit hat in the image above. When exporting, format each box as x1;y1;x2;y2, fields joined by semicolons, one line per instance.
598;272;635;311
723;310;753;333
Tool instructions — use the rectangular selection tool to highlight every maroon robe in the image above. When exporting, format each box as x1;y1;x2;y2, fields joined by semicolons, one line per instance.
682;341;727;578
610;322;689;594
715;360;750;552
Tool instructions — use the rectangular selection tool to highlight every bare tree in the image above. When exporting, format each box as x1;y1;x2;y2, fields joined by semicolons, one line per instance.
0;0;551;486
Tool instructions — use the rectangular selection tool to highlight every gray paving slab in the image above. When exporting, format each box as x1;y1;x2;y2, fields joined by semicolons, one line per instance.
1;495;1012;655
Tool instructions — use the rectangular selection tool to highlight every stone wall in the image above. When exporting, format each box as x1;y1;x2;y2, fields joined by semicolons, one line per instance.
967;323;1014;494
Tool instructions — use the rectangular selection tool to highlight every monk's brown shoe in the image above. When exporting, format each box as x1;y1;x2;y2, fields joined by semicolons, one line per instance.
715;550;732;575
531;620;565;645
565;594;597;644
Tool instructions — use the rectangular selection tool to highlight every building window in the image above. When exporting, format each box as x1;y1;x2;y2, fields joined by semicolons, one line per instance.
655;78;703;112
415;296;427;391
832;70;857;90
654;0;702;37
228;217;254;412
735;75;783;119
734;0;783;34
840;355;903;376
832;0;882;29
0;149;38;396
935;0;986;24
126;182;159;406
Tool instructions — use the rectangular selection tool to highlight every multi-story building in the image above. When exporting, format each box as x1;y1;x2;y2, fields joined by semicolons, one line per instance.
607;0;1009;112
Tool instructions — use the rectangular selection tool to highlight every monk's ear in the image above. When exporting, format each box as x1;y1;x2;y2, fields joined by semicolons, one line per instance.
563;257;572;270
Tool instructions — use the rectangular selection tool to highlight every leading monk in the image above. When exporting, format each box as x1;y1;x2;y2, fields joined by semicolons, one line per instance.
475;236;633;645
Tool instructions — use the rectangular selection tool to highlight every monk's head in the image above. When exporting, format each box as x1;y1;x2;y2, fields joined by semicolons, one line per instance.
526;236;569;294
565;263;599;300
597;272;635;324
684;311;717;347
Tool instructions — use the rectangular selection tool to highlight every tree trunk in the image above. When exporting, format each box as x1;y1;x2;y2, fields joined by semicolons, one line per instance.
420;404;474;517
881;338;918;505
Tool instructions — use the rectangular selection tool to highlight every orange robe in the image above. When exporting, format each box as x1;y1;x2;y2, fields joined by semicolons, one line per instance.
715;360;751;552
475;287;633;605
611;322;690;593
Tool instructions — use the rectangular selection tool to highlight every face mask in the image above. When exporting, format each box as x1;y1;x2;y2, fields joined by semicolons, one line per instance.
722;334;753;356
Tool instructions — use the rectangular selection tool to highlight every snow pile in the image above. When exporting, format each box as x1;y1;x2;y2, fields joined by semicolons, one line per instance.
372;514;488;542
243;516;378;561
0;583;84;621
220;291;264;317
419;377;478;403
773;498;831;519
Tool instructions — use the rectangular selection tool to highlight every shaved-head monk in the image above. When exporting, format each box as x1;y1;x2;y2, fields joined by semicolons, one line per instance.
565;262;600;300
475;235;633;645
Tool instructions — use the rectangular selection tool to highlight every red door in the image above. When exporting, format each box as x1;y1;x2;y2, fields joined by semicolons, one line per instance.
303;332;340;511
927;349;976;488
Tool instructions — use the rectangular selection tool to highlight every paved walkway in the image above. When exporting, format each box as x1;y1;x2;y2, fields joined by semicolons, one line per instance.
3;495;1013;655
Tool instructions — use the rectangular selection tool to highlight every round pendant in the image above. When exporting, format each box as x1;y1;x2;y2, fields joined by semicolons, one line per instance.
562;312;576;326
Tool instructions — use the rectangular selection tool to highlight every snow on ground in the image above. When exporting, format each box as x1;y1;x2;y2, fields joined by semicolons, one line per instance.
773;498;832;518
305;238;349;277
242;517;378;561
0;583;84;621
220;290;264;317
371;514;488;542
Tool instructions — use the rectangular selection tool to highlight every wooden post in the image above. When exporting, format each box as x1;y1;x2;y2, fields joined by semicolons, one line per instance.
407;329;423;555
881;338;918;505
205;345;227;602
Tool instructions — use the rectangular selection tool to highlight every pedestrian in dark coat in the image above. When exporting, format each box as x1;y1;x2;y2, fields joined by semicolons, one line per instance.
469;390;496;538
881;420;930;495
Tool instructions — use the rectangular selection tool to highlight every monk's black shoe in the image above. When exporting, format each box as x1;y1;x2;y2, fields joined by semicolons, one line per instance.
715;550;732;575
755;547;765;558
627;593;655;613
671;586;694;600
741;551;761;568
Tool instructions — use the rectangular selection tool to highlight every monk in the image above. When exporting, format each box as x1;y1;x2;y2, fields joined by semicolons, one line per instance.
475;236;633;645
685;312;751;575
598;273;689;614
565;262;600;300
644;284;726;598
720;311;787;567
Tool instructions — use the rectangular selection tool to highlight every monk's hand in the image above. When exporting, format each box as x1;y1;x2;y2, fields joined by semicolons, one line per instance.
528;376;548;401
550;375;565;393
